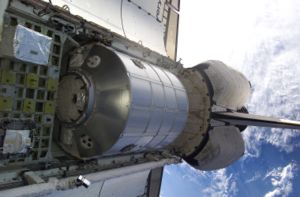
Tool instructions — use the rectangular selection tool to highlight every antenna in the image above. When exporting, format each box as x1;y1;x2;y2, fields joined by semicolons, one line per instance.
213;111;300;130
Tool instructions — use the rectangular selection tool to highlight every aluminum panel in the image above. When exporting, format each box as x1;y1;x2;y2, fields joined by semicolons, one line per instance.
169;113;188;134
146;135;166;148
165;87;177;109
130;77;152;107
175;90;189;111
123;108;151;134
133;136;154;150
152;83;165;108
108;52;188;152
151;66;172;86
145;109;164;134
160;133;180;147
4;25;52;65
105;136;140;154
164;71;185;89
119;54;149;77
144;64;161;82
159;112;176;134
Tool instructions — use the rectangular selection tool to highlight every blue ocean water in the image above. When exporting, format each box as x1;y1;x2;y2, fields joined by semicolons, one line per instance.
161;0;300;196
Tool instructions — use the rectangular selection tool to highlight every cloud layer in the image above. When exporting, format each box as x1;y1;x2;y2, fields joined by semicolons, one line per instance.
239;0;300;158
264;162;297;197
161;0;300;196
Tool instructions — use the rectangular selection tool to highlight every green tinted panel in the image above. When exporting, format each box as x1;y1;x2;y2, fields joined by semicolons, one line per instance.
23;99;35;113
26;73;39;88
0;97;13;111
44;101;55;114
47;78;58;91
1;70;16;84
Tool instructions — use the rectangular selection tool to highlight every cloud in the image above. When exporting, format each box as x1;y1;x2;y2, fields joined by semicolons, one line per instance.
263;129;300;153
202;169;238;197
264;162;297;197
175;0;300;196
180;0;300;161
236;0;300;160
165;161;238;197
173;161;209;187
245;172;262;184
242;127;300;161
163;168;171;176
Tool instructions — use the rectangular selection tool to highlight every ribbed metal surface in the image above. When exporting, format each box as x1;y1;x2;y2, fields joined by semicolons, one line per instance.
105;51;188;154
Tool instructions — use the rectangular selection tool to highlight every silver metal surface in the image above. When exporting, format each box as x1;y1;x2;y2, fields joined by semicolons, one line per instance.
57;44;188;158
213;111;300;130
106;51;188;154
76;175;91;188
2;129;31;154
0;25;52;65
58;44;131;158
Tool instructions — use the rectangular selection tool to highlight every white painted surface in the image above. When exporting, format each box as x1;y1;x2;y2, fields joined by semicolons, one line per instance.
43;0;167;55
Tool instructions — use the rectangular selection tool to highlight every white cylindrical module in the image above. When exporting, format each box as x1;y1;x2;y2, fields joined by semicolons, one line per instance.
57;44;188;158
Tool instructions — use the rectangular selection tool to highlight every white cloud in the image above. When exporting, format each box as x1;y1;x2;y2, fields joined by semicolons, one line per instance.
264;162;297;197
168;161;238;197
176;0;300;196
264;129;300;153
245;172;262;184
175;161;209;187
242;127;300;160
202;169;238;197
234;0;300;159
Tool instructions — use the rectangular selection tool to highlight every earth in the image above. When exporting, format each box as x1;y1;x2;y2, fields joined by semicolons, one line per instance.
161;0;300;196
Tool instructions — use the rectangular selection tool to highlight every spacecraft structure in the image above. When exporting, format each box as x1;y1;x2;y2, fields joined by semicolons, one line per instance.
0;0;299;196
